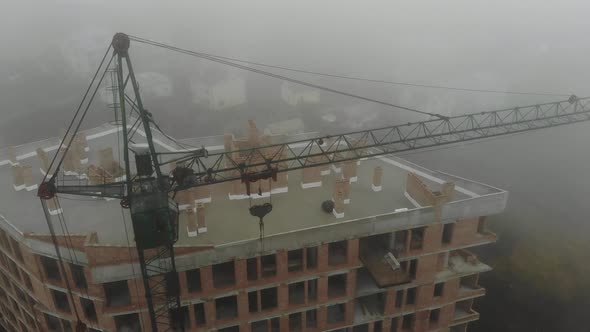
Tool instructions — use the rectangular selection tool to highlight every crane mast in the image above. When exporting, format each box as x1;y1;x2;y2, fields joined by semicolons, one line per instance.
111;33;182;332
37;32;590;332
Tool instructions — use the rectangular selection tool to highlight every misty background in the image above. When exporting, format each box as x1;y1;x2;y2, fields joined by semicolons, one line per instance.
2;1;589;331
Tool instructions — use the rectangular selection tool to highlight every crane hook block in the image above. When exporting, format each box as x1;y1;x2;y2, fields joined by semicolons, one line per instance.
249;203;273;221
37;181;56;200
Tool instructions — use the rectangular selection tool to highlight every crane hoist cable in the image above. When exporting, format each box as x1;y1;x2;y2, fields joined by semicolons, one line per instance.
40;199;84;330
134;42;568;97
127;35;446;120
40;47;113;186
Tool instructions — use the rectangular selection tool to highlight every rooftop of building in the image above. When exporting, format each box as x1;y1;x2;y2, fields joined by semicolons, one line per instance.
0;120;504;248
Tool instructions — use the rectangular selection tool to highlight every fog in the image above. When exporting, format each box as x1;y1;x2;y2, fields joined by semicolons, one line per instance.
2;1;590;331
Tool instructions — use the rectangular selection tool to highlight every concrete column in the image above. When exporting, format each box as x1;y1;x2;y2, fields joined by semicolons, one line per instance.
332;180;347;218
278;283;289;311
384;289;396;315
347;238;359;265
237;290;249;321
345;300;355;325
204;300;216;328
318;276;328;303
342;161;358;183
372;166;383;191
36;148;50;176
301;167;322;189
185;209;198;237
11;165;24;190
346;269;357;298
200;266;214;294
235;259;248;288
317;305;327;331
247;120;259;145
279;315;289;332
196;203;207;234
8;146;18;166
317;244;329;272
276;250;288;280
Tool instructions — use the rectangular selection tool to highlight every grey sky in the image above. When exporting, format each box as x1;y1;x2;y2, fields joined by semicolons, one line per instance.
1;0;589;143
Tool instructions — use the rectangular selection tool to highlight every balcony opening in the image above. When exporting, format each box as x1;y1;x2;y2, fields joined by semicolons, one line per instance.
437;252;449;271
186;268;202;292
307;278;318;301
213;261;235;288
288;281;305;305
219;326;239;332
374;321;383;332
406;287;416;305
247;258;258;280
114;313;140;332
456;299;473;312
61;319;72;332
251;319;268;332
289;312;302;332
70;264;87;289
392;230;408;255
248;291;259;312
306;247;318;269
356;292;385;316
45;314;61;332
194;302;206;326
288;249;303;272
450;324;468;332
395;290;403;308
390;317;399;332
51;289;70;312
171;306;190;330
271;317;280;332
430;308;440;323
9;238;23;262
104;280;131;307
215;295;238;320
353;324;369;332
434;282;444;297
306;309;317;328
261;287;278;310
409;259;417;279
328;273;347;298
409;227;424;250
328;240;348;265
442;223;454;244
327;303;346;324
402;314;414;330
80;298;97;321
41;256;61;282
261;254;277;278
460;274;479;289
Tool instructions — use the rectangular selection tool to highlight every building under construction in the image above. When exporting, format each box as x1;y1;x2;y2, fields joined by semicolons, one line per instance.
0;119;505;332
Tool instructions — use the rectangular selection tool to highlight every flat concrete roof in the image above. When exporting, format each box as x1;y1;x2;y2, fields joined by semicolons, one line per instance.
0;121;488;248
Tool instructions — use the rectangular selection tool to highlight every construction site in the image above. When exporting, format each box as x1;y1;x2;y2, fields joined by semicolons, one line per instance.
0;32;588;332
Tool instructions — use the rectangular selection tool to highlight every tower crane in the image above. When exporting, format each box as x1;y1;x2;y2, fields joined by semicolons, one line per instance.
36;33;590;332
